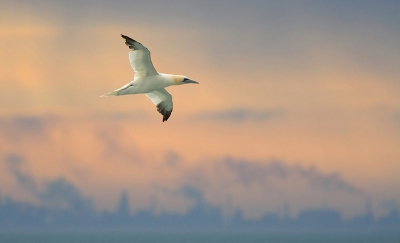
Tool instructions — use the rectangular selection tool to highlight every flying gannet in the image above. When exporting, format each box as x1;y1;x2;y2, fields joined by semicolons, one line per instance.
101;34;198;122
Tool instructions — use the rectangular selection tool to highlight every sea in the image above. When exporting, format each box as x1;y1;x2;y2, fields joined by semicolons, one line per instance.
0;232;399;243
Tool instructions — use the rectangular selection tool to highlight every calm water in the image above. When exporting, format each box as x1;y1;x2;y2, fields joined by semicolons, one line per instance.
0;232;399;243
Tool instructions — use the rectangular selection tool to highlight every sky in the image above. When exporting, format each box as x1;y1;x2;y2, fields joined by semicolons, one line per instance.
1;0;400;220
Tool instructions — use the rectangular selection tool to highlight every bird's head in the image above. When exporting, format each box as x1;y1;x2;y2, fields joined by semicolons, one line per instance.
173;75;199;85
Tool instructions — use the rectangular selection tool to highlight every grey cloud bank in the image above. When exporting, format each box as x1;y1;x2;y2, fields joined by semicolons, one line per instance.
192;109;282;122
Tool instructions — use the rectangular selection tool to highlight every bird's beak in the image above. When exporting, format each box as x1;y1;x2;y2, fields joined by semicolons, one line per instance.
185;79;199;84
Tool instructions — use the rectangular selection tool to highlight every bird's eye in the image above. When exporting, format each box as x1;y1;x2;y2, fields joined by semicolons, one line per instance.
183;78;189;82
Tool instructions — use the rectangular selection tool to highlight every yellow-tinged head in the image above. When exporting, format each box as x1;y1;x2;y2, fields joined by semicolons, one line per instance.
172;75;199;85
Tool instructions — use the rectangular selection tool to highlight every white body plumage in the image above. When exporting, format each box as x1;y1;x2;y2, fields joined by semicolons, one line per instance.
109;73;175;96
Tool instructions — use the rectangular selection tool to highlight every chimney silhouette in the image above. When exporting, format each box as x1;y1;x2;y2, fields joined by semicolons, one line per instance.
117;191;130;216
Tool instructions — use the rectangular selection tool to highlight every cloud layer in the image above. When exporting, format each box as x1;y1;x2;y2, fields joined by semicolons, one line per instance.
3;150;367;219
4;154;93;211
192;109;282;122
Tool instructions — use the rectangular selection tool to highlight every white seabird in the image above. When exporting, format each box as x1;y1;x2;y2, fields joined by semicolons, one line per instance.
101;34;198;122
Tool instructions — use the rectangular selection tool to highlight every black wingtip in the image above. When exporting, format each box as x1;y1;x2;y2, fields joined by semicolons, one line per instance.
120;34;144;50
121;34;136;42
157;102;172;122
162;112;171;122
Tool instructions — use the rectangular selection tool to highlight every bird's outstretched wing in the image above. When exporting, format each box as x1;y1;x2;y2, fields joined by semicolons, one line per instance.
146;89;173;122
121;34;158;79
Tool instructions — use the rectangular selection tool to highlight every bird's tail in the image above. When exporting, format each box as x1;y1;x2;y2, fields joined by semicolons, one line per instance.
100;90;119;97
